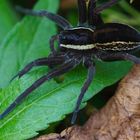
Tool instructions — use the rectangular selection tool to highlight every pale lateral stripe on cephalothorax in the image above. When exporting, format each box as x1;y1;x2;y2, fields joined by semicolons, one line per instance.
61;44;95;50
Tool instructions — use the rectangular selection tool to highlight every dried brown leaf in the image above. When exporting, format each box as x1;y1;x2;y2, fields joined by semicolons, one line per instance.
36;65;140;140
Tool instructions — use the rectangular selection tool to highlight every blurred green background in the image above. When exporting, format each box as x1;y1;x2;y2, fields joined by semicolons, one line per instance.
0;0;140;139
1;0;140;44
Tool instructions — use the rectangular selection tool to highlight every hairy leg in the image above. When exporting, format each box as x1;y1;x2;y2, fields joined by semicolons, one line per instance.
95;0;118;14
16;6;72;30
11;54;66;81
98;52;140;64
71;60;95;124
78;0;87;26
0;58;81;120
88;0;104;27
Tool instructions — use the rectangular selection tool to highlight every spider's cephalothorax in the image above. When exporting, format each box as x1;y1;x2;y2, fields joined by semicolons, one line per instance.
0;0;140;124
59;27;95;50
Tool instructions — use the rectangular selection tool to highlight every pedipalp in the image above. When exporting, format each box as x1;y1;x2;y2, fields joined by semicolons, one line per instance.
11;54;66;81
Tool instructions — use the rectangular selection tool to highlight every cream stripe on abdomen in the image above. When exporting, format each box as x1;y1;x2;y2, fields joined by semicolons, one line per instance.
61;41;140;50
95;41;140;51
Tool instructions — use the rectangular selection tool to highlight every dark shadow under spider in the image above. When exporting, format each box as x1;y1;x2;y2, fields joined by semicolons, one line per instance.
0;0;140;124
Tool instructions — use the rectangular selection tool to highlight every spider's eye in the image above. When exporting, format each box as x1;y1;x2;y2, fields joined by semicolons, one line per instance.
62;36;66;40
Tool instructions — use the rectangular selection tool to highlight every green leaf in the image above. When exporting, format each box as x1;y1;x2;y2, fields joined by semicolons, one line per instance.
0;0;58;88
0;0;133;139
0;61;132;140
102;1;140;28
0;0;17;43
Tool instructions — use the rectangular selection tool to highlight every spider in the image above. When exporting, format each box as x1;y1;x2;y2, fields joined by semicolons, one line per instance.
0;0;140;124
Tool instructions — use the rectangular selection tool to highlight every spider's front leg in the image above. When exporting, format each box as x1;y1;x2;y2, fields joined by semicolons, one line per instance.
88;0;104;27
98;52;140;64
11;54;66;81
16;6;72;30
77;0;87;26
71;59;96;124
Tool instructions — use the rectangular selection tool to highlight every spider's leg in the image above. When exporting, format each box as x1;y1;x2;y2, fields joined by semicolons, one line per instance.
71;60;95;124
16;6;72;30
0;59;80;120
77;0;87;26
98;52;140;64
50;35;59;54
95;0;118;14
88;0;104;27
11;55;66;81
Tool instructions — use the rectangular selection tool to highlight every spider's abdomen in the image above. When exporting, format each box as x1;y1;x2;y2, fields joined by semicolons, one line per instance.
59;27;95;50
94;23;140;51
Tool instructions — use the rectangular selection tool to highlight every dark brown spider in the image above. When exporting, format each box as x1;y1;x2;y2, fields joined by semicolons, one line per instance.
0;0;140;124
